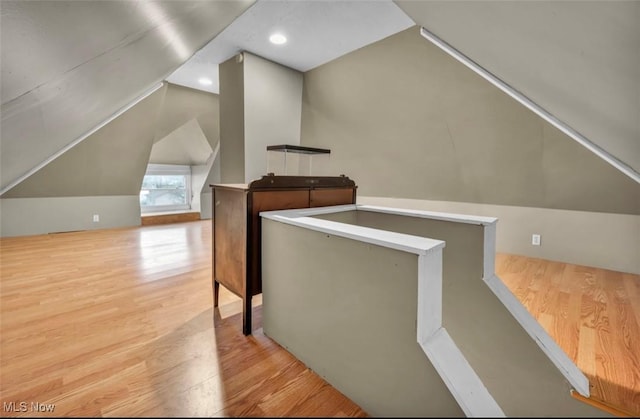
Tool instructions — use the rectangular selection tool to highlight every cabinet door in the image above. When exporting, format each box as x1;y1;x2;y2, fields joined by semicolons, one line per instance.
213;187;247;297
310;188;355;207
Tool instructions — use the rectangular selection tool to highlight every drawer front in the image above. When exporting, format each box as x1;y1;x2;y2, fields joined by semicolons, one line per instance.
251;190;310;214
310;188;355;207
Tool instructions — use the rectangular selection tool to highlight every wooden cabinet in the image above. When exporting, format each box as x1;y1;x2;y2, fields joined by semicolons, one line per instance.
211;174;357;335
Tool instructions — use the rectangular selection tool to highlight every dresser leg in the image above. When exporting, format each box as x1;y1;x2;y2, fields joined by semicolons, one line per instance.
213;279;219;308
242;295;252;335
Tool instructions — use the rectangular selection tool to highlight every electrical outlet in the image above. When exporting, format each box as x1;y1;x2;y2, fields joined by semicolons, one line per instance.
93;214;100;223
532;234;541;246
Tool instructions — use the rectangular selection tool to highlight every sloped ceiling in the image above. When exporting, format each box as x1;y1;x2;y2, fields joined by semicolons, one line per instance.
2;85;167;198
3;0;636;196
149;118;212;165
0;81;220;199
166;0;415;94
0;0;254;193
395;0;640;176
154;83;219;149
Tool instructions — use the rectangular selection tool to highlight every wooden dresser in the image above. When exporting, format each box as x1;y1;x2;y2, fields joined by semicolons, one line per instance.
211;174;357;335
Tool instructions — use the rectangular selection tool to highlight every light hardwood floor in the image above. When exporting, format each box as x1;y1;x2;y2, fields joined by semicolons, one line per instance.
1;220;638;417
0;221;366;417
497;253;640;416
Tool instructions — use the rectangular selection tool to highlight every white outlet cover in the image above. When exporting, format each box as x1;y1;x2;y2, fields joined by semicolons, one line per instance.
532;234;541;245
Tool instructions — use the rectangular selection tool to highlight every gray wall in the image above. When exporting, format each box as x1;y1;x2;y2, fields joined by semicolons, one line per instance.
263;213;610;416
198;145;221;220
262;219;463;417
359;197;640;275
219;54;246;183
395;0;640;175
219;52;303;183
243;52;303;182
300;26;639;273
0;196;141;237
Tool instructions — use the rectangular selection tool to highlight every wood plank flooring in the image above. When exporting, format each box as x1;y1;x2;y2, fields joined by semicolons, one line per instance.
0;221;366;417
1;220;638;416
497;253;640;416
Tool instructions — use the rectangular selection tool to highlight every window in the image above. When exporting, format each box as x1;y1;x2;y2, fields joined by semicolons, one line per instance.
140;164;191;213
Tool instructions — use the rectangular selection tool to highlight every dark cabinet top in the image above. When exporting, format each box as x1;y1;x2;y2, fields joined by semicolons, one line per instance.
266;144;331;154
211;174;356;192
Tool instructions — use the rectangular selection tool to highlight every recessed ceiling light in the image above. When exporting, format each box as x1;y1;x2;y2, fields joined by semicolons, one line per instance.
198;77;213;86
269;33;287;45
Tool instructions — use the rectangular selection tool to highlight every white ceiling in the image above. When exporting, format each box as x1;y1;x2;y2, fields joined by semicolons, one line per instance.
166;0;415;94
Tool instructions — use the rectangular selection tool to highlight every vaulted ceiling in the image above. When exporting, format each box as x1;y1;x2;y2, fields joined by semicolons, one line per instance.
1;0;638;196
165;0;414;94
0;0;254;193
